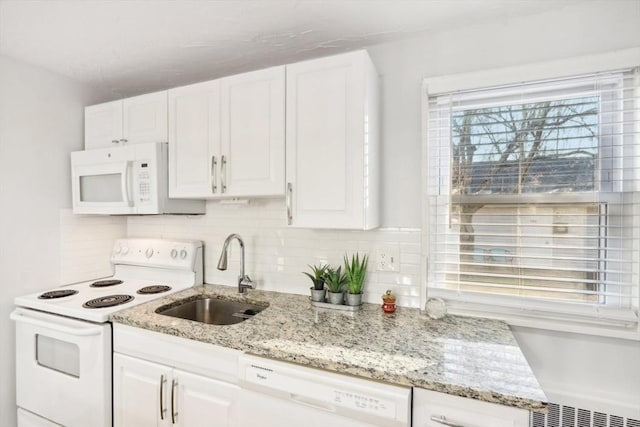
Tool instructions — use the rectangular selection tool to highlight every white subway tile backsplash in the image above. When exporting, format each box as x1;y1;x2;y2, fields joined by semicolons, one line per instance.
127;199;423;307
60;209;126;284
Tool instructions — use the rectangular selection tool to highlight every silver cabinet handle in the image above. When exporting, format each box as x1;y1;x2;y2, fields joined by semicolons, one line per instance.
211;155;217;194
159;375;166;420
430;415;467;427
119;138;128;144
111;139;119;144
171;378;178;424
221;155;227;193
286;182;293;225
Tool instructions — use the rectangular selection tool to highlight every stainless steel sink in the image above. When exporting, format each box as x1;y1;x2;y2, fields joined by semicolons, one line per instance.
156;297;267;325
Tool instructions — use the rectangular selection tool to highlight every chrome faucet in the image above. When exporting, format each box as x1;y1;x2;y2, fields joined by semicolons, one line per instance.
216;234;254;294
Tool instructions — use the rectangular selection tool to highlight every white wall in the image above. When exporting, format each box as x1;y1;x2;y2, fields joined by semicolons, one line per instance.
129;0;640;419
0;55;101;427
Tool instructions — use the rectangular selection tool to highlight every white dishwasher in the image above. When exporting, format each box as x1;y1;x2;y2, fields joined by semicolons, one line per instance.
238;354;412;427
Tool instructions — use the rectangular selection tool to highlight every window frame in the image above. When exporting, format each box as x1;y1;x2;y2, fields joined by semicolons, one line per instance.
420;49;640;339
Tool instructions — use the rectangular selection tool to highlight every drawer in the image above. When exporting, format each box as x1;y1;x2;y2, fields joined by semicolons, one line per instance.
413;388;530;427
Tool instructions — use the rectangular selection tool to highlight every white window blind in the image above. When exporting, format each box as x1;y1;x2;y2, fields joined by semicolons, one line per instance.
425;69;640;325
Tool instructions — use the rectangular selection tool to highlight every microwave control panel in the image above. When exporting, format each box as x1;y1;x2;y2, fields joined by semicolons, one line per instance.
136;161;152;204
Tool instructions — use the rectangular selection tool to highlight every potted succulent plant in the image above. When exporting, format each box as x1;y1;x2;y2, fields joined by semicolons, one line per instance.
303;264;328;302
324;266;347;305
344;253;368;306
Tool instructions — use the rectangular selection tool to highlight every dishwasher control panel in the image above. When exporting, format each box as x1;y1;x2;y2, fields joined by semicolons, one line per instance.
239;354;412;424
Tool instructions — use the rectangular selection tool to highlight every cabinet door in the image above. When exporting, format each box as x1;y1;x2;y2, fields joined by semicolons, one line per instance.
84;100;122;149
168;80;221;198
114;353;172;427
413;388;530;427
174;369;241;427
220;66;285;197
122;91;168;145
286;51;379;229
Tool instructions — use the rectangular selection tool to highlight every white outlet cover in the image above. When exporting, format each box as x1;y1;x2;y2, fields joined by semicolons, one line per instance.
375;245;400;272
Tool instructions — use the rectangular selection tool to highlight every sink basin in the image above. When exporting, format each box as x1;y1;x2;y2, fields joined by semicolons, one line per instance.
156;297;267;325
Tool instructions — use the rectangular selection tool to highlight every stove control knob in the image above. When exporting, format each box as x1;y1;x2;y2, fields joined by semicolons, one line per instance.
170;249;178;259
180;249;188;259
145;248;154;258
121;246;129;255
114;245;122;254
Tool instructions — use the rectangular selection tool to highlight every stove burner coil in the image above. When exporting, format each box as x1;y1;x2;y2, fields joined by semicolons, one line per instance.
82;294;133;309
137;285;172;295
90;279;123;288
38;289;79;299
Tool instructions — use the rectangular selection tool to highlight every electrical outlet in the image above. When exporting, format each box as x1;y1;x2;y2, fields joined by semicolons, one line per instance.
376;246;400;272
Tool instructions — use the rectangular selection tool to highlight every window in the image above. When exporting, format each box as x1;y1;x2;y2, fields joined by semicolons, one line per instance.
425;69;639;325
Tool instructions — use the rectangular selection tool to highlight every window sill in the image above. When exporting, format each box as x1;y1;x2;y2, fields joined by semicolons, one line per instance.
427;292;640;341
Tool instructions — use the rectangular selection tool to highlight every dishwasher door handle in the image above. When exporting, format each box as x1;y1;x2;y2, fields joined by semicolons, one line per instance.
430;415;468;427
290;394;337;413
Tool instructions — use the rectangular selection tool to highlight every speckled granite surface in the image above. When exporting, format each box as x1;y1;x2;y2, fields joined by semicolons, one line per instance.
110;284;547;412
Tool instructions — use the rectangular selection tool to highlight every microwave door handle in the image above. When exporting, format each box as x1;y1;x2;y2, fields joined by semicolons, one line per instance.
10;310;103;336
121;161;133;206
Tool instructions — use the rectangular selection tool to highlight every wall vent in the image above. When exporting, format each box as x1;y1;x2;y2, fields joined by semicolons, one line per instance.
531;403;640;427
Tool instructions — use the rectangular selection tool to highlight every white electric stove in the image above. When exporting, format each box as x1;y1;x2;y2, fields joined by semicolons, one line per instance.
15;238;202;323
11;238;203;427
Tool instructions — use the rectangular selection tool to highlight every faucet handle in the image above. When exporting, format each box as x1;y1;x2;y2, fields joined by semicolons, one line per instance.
239;275;254;293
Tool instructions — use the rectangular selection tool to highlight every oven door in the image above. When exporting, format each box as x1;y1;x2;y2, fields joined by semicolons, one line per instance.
11;308;112;427
71;145;136;215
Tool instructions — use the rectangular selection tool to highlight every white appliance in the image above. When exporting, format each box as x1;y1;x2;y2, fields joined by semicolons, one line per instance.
11;238;203;427
71;141;205;215
238;354;412;427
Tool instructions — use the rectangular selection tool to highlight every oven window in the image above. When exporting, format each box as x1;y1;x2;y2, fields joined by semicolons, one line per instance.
79;174;123;202
36;335;80;377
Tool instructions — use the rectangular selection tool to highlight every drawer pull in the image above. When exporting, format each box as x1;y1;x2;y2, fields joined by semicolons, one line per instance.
430;415;467;427
286;182;293;225
159;374;166;420
211;155;217;194
171;378;178;424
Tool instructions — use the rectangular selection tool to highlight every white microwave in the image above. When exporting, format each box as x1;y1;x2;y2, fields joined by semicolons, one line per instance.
71;142;205;215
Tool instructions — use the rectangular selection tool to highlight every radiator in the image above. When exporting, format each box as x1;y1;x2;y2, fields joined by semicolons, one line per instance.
531;403;640;427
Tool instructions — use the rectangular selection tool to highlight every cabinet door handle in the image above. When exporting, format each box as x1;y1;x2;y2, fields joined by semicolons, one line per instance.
111;139;120;144
159;374;166;420
430;415;467;427
221;155;227;193
211;155;217;194
171;378;178;424
119;138;128;144
286;182;293;225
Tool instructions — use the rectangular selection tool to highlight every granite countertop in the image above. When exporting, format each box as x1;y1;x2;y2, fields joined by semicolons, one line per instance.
110;284;547;412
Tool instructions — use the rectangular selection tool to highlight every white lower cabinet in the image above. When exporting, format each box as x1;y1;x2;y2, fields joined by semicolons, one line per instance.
412;388;530;427
113;324;242;427
114;354;240;427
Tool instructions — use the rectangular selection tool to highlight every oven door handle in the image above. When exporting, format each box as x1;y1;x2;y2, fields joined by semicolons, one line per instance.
10;310;104;336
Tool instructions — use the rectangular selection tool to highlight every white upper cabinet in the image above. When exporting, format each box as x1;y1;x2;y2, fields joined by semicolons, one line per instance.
285;50;380;229
168;80;221;198
220;66;285;197
85;91;168;150
84;100;122;149
169;66;285;199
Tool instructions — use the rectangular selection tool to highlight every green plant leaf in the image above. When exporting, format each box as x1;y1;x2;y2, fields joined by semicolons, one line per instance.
343;252;368;294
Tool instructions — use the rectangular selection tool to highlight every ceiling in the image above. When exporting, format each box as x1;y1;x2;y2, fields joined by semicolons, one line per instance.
0;0;585;97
